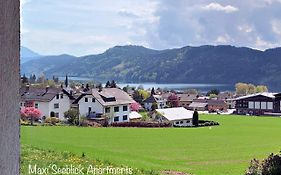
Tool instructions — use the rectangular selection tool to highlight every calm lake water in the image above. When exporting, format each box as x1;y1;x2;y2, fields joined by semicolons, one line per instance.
60;77;233;92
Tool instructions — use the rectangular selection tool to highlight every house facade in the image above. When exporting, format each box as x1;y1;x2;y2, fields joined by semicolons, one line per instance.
153;107;193;127
20;86;74;120
188;99;227;112
75;88;135;123
234;92;281;115
143;95;167;111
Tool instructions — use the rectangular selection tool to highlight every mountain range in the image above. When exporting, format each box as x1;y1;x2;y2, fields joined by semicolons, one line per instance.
20;45;281;91
20;46;42;63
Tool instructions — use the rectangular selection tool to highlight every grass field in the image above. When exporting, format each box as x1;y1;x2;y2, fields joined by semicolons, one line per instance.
21;115;281;175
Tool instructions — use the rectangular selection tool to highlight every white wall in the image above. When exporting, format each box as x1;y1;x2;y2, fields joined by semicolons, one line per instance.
106;105;131;123
48;93;71;120
78;95;104;117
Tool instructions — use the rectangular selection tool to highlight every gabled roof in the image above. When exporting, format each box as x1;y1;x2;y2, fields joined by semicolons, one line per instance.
234;92;276;101
189;102;208;108
75;88;135;106
193;99;226;105
143;95;164;103
20;86;74;102
156;107;193;121
177;94;197;102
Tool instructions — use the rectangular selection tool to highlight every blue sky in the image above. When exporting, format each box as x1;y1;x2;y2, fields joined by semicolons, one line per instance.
21;0;281;56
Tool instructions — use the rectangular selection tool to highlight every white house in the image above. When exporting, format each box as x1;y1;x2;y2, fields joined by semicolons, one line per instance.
143;95;167;111
75;88;136;123
20;86;74;120
154;107;194;127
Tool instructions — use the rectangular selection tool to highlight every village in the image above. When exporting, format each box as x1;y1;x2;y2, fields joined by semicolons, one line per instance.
20;75;281;128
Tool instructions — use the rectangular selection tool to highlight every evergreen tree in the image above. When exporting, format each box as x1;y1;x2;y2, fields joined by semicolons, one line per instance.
110;80;117;88
105;81;111;88
151;87;156;96
192;109;199;127
21;74;28;84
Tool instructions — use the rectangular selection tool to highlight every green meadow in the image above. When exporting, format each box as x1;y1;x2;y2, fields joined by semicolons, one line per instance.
21;115;281;175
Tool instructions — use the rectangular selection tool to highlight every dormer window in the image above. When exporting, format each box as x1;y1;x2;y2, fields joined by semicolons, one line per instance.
85;97;88;102
92;98;95;102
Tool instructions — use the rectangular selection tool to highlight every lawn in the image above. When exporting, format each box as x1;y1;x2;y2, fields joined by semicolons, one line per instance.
21;115;281;175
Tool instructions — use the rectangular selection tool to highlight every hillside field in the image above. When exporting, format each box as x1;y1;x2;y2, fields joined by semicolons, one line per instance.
21;115;281;175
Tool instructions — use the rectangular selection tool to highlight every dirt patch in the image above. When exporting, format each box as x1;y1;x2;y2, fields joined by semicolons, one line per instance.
161;170;191;175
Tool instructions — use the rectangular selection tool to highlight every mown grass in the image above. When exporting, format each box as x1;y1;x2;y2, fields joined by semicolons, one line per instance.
21;114;281;175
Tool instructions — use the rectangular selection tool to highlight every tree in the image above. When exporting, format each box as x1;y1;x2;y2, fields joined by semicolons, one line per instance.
151;102;158;111
130;102;141;111
236;83;250;96
167;94;179;107
209;94;218;99
20;107;41;125
64;109;79;125
192;109;199;127
248;84;256;94
206;89;220;96
110;80;117;88
256;85;268;93
105;81;111;88
21;74;28;84
151;87;156;95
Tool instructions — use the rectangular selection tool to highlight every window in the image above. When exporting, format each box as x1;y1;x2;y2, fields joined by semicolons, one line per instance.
114;116;119;122
248;101;254;109
20;102;22;106
35;103;39;109
114;106;119;112
105;107;110;113
267;102;273;110
54;103;59;109
175;121;179;125
180;121;183;124
254;101;260;109
261;102;267;109
56;94;59;99
92;98;95;102
85;97;88;102
123;105;128;111
55;113;59;118
123;115;128;121
60;94;63;99
88;107;92;113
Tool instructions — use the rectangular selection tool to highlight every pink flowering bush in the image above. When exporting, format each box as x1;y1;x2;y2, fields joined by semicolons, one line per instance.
130;102;141;111
20;107;41;125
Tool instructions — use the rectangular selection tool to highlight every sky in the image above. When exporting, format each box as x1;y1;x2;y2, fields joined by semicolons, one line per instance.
21;0;281;56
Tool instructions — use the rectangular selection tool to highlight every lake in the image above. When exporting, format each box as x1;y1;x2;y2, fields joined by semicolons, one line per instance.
59;76;234;92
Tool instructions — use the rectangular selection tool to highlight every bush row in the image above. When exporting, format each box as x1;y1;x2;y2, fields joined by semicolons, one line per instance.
110;121;172;128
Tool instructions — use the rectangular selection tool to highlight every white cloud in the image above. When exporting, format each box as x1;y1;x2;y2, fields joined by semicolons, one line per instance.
237;25;253;33
215;34;232;43
271;20;281;36
202;2;239;13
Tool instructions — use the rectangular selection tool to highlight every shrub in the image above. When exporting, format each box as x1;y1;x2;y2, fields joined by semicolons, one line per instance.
110;121;172;128
64;109;79;125
245;153;281;175
44;117;60;125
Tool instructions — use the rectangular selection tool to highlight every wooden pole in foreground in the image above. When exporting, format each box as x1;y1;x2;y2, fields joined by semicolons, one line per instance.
0;0;20;174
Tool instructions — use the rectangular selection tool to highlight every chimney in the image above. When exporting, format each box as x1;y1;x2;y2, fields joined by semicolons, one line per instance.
45;85;49;93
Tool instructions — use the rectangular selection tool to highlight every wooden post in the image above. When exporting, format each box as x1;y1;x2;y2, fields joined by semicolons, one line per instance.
0;0;20;174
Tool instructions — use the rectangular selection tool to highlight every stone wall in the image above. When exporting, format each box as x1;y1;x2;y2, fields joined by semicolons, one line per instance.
0;0;20;174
